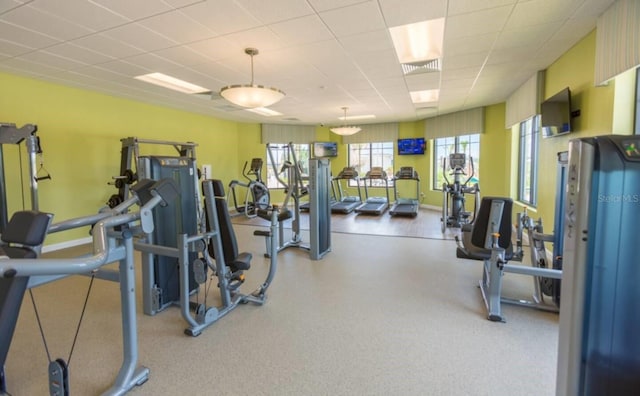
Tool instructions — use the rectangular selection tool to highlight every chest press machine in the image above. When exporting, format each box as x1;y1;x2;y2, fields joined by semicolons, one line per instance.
1;178;179;395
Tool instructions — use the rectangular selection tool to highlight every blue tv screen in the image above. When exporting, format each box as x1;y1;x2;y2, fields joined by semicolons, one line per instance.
313;141;338;157
397;138;426;155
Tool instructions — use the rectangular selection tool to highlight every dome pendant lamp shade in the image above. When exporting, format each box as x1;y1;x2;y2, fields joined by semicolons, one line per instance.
330;107;362;136
220;48;285;108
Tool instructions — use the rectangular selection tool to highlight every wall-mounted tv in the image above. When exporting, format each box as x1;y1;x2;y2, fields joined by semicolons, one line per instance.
313;141;338;157
397;138;426;155
541;87;572;138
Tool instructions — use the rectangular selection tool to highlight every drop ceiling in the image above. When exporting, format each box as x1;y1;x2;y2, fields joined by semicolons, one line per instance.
0;0;615;126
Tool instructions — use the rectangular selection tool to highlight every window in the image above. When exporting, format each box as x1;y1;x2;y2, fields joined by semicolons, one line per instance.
518;116;540;206
265;143;310;189
432;134;480;190
347;142;394;187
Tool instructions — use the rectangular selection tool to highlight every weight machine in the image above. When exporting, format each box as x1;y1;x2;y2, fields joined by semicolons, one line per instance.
1;177;179;395
455;152;567;322
440;153;479;233
0;123;50;233
228;158;270;218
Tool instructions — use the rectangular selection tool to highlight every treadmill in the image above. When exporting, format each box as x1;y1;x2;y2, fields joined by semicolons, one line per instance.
355;167;390;215
331;167;362;214
389;166;420;217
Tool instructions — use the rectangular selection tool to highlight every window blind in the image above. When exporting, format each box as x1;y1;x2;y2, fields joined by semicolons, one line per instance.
341;123;398;144
261;124;316;143
504;71;545;129
594;0;640;85
424;107;484;139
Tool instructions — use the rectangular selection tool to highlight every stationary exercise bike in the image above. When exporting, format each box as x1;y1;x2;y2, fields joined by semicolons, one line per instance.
228;158;270;218
441;153;479;233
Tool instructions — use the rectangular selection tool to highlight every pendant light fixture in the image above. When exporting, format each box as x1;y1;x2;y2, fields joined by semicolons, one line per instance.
220;48;285;108
330;107;362;136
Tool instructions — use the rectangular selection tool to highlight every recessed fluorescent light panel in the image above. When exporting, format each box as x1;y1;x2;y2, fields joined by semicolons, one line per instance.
339;114;376;121
389;18;445;64
245;107;283;116
134;72;209;94
410;89;439;104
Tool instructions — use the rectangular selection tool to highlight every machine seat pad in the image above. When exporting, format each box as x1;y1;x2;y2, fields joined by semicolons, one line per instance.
230;252;252;272
0;246;37;259
456;245;514;261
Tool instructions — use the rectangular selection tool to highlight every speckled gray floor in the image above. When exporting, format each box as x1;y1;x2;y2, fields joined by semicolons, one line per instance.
5;224;558;395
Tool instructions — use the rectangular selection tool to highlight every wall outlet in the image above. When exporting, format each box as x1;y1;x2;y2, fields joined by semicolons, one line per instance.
420;191;425;198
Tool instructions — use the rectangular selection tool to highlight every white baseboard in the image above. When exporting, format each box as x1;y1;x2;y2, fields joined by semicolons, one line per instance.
43;236;92;253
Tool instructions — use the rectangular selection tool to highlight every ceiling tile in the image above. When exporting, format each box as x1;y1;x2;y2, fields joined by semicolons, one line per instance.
44;42;115;65
102;23;178;52
72;33;143;59
447;0;517;16
0;37;33;57
139;9;217;43
21;50;88;71
268;15;334;47
186;36;243;62
236;0;315;24
319;1;385;38
378;0;447;27
307;0;368;12
90;0;173;20
1;4;94;40
0;20;60;49
179;0;261;36
504;0;583;29
221;26;286;52
445;5;513;39
338;29;394;54
30;0;130;31
444;32;498;57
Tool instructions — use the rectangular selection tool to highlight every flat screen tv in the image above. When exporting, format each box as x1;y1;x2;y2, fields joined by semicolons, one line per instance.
541;87;572;138
313;141;338;157
397;138;426;155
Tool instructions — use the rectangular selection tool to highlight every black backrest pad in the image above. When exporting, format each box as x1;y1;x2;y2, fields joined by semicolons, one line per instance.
207;179;239;264
1;210;53;246
470;197;513;249
0;277;29;368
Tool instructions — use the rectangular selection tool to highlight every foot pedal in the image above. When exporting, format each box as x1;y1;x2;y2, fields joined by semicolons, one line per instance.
49;358;70;396
193;259;207;284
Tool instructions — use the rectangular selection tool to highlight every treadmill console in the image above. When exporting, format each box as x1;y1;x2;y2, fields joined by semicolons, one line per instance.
396;167;418;179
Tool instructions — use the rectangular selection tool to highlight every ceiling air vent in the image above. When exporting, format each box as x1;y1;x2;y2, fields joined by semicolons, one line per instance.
401;59;441;75
281;117;300;121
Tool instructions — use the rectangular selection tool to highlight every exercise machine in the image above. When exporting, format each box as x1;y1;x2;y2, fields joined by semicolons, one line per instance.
0;123;50;233
1;178;178;395
265;143;308;255
308;158;332;260
110;137;203;316
228;158;270;218
355;167;390;215
389;167;419;217
557;135;640;395
455;152;567;322
264;143;331;260
331;167;362;214
455;197;562;322
440;153;479;232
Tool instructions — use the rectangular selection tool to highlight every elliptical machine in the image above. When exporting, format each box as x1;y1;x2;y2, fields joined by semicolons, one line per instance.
440;153;480;233
228;158;270;218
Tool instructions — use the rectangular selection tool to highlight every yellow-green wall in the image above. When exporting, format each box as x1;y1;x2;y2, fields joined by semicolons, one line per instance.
1;71;241;244
534;29;615;226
